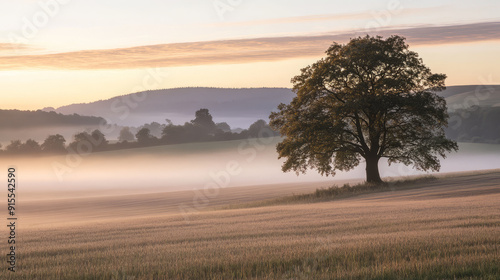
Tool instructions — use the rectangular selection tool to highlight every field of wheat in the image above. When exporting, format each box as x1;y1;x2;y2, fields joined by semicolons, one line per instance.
2;171;498;279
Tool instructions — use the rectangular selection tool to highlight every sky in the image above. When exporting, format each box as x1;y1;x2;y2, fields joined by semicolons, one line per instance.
0;0;499;110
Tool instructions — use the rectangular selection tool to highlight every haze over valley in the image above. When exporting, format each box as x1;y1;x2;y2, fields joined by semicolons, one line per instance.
1;85;499;145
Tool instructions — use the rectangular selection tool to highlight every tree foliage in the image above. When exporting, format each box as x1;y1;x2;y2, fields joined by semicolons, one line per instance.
0;109;104;129
446;106;500;144
136;127;155;144
216;122;231;133
68;129;108;152
41;134;66;153
5;140;22;153
191;108;216;134
118;127;135;142
139;122;165;138
21;139;42;153
270;35;458;183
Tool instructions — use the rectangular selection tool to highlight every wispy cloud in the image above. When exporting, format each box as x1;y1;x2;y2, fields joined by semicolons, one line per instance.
207;12;370;28
1;22;499;70
208;6;443;28
0;43;31;53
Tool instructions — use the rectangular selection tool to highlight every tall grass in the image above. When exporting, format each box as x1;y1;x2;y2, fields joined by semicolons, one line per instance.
221;175;437;210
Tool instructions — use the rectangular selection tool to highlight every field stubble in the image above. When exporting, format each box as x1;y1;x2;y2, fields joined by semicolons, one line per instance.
4;171;500;279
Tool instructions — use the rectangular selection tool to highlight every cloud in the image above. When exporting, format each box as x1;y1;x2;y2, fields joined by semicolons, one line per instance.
208;6;441;28
0;21;499;70
392;21;500;45
207;12;371;28
0;43;31;53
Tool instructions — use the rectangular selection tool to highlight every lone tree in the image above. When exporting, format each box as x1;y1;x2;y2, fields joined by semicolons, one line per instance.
270;35;458;183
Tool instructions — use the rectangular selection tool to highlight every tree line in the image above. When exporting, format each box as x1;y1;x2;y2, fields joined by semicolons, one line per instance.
0;109;279;155
445;106;500;144
0;109;105;129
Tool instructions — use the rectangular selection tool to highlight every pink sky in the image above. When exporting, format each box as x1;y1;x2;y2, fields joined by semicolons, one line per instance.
0;1;499;110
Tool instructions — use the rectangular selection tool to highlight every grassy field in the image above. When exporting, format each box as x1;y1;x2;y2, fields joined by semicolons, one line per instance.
4;170;499;279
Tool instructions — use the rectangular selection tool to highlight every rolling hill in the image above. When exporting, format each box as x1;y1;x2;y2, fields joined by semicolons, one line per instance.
3;85;496;144
50;85;500;143
55;87;295;128
444;84;500;109
53;85;500;127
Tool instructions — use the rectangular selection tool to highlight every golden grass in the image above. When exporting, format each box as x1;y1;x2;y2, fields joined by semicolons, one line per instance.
220;175;439;210
3;171;500;279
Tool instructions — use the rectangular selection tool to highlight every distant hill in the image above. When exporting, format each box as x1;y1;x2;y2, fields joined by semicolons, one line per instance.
54;87;296;126
2;85;495;145
446;106;500;144
440;85;500;144
50;85;500;144
55;87;295;127
442;85;500;110
54;86;500;125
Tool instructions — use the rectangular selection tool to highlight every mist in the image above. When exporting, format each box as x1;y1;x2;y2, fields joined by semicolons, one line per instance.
103;112;270;131
0;125;107;147
3;138;499;201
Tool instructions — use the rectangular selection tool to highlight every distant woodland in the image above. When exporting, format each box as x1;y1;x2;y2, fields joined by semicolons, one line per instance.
0;97;498;156
446;106;500;144
0;109;105;128
0;109;279;155
49;86;500;144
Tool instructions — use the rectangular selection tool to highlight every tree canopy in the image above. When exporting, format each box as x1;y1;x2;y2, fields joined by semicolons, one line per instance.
136;127;154;144
41;134;66;153
118;127;135;142
191;108;216;134
270;35;458;183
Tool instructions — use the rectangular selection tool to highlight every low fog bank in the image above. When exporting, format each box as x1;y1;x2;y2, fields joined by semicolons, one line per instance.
0;116;270;148
104;112;270;131
2;139;499;200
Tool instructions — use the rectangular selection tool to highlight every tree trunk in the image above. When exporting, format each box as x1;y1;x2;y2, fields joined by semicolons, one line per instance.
365;156;382;184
